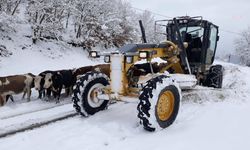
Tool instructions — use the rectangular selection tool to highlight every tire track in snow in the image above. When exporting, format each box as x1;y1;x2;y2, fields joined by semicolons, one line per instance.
0;112;77;138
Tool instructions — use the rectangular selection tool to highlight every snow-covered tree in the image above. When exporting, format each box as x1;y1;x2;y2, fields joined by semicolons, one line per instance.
27;0;66;43
137;10;167;43
112;0;138;47
25;0;155;49
137;10;155;43
235;26;250;66
0;0;21;15
70;0;139;49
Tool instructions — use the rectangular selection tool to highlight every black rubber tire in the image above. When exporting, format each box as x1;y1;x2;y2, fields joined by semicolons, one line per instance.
72;72;109;116
204;65;223;88
137;75;180;132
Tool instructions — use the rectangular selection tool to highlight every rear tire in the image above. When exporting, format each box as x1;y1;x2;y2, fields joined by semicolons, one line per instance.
72;72;109;116
204;65;223;88
137;75;181;132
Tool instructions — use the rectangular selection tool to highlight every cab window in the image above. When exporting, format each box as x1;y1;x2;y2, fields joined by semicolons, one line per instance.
206;25;218;64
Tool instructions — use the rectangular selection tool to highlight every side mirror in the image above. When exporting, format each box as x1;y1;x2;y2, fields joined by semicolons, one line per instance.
126;56;134;64
104;55;111;63
217;35;220;41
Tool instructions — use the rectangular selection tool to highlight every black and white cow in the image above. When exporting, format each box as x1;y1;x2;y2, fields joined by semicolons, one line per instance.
43;70;75;103
34;70;55;99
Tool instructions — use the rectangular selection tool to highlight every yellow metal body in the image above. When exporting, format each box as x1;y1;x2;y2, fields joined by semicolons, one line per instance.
108;41;184;99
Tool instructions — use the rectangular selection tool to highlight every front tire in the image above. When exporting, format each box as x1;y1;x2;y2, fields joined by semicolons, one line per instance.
137;75;181;132
72;72;109;116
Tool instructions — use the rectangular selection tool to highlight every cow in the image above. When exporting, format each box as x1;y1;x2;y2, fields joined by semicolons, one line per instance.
43;70;75;103
93;64;110;77
73;64;110;80
34;70;55;99
0;73;35;106
73;65;94;79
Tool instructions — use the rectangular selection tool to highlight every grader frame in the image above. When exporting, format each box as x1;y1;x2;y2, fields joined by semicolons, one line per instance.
89;41;185;98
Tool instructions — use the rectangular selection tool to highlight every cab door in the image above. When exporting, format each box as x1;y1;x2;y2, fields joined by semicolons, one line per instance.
205;25;219;64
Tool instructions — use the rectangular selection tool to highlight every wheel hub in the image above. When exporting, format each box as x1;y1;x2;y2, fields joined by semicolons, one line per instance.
87;83;105;108
157;91;175;121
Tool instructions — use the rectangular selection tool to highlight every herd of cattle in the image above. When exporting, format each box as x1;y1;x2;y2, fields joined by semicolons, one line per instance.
0;62;168;107
0;64;110;106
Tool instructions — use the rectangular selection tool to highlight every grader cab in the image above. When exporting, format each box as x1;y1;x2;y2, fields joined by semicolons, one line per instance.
72;16;223;132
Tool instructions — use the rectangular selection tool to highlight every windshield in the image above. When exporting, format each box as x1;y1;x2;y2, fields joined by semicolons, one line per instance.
179;26;204;42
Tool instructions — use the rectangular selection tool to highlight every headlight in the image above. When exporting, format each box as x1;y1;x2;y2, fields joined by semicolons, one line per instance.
139;51;149;59
89;51;98;58
126;56;133;64
104;55;110;63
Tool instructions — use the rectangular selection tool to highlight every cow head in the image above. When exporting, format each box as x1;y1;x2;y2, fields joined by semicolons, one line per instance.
34;76;43;90
44;73;53;89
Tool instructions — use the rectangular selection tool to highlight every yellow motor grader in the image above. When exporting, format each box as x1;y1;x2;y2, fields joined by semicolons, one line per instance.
72;16;223;131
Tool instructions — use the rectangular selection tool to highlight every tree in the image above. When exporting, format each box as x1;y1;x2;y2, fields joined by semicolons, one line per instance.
27;0;66;43
0;0;21;15
25;0;154;49
137;10;155;43
235;26;250;66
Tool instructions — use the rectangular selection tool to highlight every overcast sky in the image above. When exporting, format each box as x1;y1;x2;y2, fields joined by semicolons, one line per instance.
129;0;250;56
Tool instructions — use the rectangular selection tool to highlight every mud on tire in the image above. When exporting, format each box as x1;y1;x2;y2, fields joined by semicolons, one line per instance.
72;72;109;116
137;75;181;132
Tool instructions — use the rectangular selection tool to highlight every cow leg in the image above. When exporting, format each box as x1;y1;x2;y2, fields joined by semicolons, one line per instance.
38;89;43;99
46;89;52;100
6;95;10;103
22;89;27;99
42;89;46;98
69;86;73;95
0;95;6;106
9;95;14;102
65;88;70;96
56;87;62;103
6;95;14;103
52;91;57;98
27;88;31;102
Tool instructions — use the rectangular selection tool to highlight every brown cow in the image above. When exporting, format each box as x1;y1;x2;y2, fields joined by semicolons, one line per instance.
73;64;110;80
73;66;94;81
73;65;94;78
0;73;35;106
93;64;110;77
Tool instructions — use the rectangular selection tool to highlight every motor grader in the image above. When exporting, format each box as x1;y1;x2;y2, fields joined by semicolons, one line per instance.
72;16;223;132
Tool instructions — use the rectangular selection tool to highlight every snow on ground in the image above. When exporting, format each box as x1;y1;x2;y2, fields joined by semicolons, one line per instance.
0;48;250;150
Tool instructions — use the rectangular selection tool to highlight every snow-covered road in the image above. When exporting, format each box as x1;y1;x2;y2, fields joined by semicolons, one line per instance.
0;97;249;150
